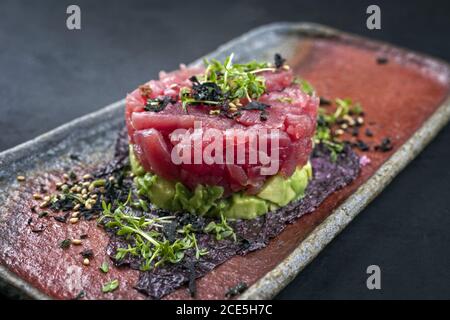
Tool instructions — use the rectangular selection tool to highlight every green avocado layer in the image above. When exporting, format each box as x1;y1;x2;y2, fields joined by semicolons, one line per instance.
130;145;312;220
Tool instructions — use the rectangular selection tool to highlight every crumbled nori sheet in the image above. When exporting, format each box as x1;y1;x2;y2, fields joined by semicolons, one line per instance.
104;129;360;299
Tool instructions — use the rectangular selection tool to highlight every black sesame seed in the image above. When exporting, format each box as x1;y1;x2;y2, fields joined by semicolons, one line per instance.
54;213;69;223
319;97;332;106
274;53;286;69
365;128;374;137
377;57;389;65
80;249;94;259
356;140;370;152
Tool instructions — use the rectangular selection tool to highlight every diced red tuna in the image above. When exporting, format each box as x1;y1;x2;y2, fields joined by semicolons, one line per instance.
125;65;318;194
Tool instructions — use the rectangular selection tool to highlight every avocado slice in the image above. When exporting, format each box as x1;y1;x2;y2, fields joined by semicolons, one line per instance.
129;144;312;219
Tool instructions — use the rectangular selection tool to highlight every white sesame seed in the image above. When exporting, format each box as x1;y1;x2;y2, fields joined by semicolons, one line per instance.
39;201;49;208
83;258;90;266
33;193;42;200
69;217;79;224
16;175;26;182
71;239;82;245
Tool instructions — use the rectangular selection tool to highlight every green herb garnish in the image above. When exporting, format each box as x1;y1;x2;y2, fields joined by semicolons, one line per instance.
59;239;71;249
100;261;109;273
204;213;237;242
99;195;208;271
102;279;119;293
293;77;315;96
314;98;363;161
180;53;271;110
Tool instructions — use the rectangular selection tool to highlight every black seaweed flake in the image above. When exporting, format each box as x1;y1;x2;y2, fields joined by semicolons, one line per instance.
376;57;389;65
375;137;393;152
69;153;80;161
190;76;223;102
353;140;370;152
187;260;197;298
163;221;178;243
365;128;374;137
241;101;270;121
225;282;248;298
72;290;85;300
319;97;332;106
54;213;69;223
274;53;286;69
38;211;49;218
80;249;94;259
144;96;175;113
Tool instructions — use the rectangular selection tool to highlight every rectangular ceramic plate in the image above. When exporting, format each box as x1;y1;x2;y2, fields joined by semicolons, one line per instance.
1;22;449;300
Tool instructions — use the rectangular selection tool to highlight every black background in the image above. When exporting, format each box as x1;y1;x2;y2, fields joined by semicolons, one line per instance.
0;0;449;299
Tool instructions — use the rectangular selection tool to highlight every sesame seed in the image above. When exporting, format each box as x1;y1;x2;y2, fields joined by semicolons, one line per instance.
88;184;95;192
75;186;82;193
282;65;290;71
71;211;79;218
73;203;81;211
43;195;51;202
33;193;42;200
356;116;364;125
71;239;82;245
69;217;79;224
16;175;26;182
85;202;92;210
108;176;115;182
341;123;348;130
63;173;70;180
129;173;135;178
55;182;63;188
83;258;90;266
82;181;90;187
82;174;92;180
335;129;345;136
82;194;88;199
343;115;355;126
39;201;49;208
90;194;98;199
81;188;87;195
